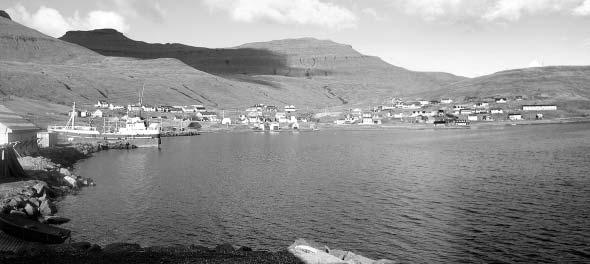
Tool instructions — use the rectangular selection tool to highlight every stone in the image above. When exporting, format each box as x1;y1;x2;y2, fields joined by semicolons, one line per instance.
24;203;37;217
9;209;27;217
238;246;253;252
103;243;141;254
44;215;71;225
63;176;78;188
33;182;47;196
9;197;25;208
21;187;37;197
86;244;102;254
28;197;40;207
215;243;235;253
39;200;56;216
59;168;71;176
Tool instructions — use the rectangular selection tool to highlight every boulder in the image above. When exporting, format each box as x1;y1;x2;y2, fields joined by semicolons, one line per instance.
44;215;71;225
21;187;37;197
9;209;27;217
39;200;57;216
63;176;78;188
59;168;71;176
215;243;235;253
24;203;37;217
33;182;48;196
28;197;40;207
238;246;253;252
86;244;102;254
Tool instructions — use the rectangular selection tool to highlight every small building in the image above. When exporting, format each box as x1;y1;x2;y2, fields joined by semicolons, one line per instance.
515;95;524;101
467;115;478;121
490;109;504;114
418;100;430;106
109;104;124;110
37;131;57;148
0;105;41;154
495;98;508;103
522;105;557;111
508;114;523;120
474;102;489;109
453;105;467;110
142;105;156;112
284;105;297;113
95;100;109;108
441;98;453;104
201;111;219;122
221;117;232;125
460;109;473;115
91;109;103;118
80;110;89;118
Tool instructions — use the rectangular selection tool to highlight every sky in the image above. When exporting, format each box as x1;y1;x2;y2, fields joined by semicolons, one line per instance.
2;0;590;77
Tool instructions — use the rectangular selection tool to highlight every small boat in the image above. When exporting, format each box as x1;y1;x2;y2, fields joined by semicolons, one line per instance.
0;214;71;244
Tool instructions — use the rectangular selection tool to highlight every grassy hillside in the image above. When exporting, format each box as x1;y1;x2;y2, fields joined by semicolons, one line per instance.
417;66;590;116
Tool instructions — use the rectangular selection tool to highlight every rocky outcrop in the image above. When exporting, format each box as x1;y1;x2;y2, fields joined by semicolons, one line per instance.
288;238;396;264
0;10;11;20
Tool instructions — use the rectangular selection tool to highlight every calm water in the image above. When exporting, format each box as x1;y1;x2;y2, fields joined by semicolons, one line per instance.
58;123;590;263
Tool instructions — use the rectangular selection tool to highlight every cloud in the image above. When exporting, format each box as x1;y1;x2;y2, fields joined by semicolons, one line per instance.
202;0;357;29
362;7;388;21
393;0;589;21
111;0;167;23
6;4;129;37
573;0;590;15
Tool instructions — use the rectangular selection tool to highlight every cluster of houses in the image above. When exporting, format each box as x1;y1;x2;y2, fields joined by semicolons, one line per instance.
238;104;303;125
334;96;558;125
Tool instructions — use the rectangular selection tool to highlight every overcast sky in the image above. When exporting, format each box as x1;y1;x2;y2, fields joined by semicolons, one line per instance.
3;0;590;77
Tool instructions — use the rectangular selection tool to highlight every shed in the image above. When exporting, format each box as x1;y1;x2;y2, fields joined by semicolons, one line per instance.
0;105;41;155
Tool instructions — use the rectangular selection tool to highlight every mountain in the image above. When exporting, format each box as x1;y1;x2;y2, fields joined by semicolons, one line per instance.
0;15;338;113
59;29;467;104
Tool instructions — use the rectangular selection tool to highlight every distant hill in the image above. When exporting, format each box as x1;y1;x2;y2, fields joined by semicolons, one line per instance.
420;66;590;115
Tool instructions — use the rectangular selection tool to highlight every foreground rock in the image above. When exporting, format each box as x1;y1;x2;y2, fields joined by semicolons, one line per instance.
1;243;304;264
288;238;395;264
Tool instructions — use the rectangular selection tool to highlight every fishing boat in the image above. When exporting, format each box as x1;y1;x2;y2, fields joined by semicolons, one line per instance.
48;102;161;148
0;213;71;244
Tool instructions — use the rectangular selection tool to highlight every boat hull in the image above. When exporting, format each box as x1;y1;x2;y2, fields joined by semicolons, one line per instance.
0;214;71;244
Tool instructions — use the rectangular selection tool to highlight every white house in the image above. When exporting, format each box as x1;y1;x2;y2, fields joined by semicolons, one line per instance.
522;105;557;111
418;100;430;106
284;105;297;113
508;114;523;120
441;98;453;104
467;115;478;121
474;102;489;108
491;109;504;114
109;104;124;110
95;100;109;108
221;117;232;125
91;109;103;118
495;98;508;103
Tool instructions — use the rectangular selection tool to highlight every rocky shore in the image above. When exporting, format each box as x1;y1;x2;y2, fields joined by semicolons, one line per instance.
0;142;135;241
1;242;304;264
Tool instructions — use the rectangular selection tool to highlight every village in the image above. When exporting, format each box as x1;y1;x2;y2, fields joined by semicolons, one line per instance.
0;94;561;154
329;95;558;127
